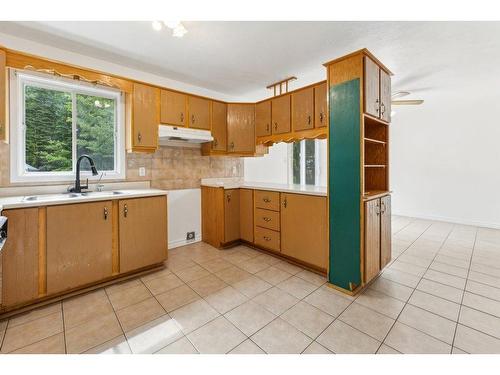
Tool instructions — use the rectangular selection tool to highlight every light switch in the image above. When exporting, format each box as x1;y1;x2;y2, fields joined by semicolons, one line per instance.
139;167;146;177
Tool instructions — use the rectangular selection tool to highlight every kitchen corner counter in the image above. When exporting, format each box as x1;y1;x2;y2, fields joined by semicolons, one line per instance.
0;189;168;212
201;179;327;197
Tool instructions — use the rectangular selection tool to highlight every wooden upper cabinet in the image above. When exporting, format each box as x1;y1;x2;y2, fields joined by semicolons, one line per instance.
188;96;210;130
314;83;327;128
1;208;39;307
280;194;328;270
133;83;160;150
0;49;6;142
239;189;254;243
380;70;391;123
255;100;271;137
119;196;168;274
271;94;291;134
224;189;240;243
364;56;380;118
160;89;187;127
292;87;314;131
227;104;255;153
211;101;227;151
380;195;392;268
46;201;113;295
364;198;381;283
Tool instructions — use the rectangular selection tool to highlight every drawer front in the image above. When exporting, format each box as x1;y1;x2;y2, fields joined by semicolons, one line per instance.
254;226;280;252
254;190;280;211
255;208;280;231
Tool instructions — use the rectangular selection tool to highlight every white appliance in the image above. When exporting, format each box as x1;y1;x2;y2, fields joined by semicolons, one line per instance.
158;125;213;147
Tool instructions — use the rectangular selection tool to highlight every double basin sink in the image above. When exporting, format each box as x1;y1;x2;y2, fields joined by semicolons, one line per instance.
23;190;125;202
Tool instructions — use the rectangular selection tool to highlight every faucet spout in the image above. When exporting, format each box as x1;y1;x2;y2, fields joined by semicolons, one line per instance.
69;155;99;193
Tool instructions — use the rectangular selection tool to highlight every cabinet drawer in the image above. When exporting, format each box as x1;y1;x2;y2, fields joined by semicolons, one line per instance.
254;190;280;211
255;208;280;231
255;226;280;252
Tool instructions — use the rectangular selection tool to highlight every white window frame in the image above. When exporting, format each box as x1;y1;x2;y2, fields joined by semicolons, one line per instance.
287;139;322;186
9;69;125;183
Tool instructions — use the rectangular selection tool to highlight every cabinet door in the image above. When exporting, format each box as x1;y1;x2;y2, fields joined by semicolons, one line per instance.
239;189;254;243
224;189;240;243
227;104;255;153
292;87;314;131
364;57;380;118
364;198;381;283
0;49;6;141
160;89;187;126
188;96;210;130
1;208;39;307
47;201;113;295
256;100;271;136
201;186;224;248
271;95;291;134
380;70;391;123
133;83;159;149
211;101;227;151
380;195;392;268
314;82;327;128
281;193;328;270
119;196;168;273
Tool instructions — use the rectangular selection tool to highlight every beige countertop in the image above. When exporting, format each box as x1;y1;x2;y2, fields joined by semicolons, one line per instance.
201;178;327;197
0;189;168;212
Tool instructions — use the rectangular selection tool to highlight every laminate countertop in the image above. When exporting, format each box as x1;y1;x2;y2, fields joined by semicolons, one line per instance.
0;189;168;212
201;180;327;197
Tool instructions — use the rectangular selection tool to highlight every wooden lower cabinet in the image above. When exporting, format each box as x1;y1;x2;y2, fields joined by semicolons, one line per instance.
239;189;254;243
280;193;328;270
1;208;39;307
363;195;391;283
224;190;240;243
119;196;168;273
46;201;113;295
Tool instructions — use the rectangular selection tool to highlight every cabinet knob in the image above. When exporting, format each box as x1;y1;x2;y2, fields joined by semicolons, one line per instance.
226;193;231;203
282;197;287;208
263;236;271;242
263;217;271;222
230;141;235;149
319;113;324;123
191;115;195;124
274;122;278;130
263;197;271;203
137;132;142;142
180;113;184;122
124;204;128;217
104;207;109;220
213;138;218;147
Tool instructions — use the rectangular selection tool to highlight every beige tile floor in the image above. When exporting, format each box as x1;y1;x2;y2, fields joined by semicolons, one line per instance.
1;215;500;354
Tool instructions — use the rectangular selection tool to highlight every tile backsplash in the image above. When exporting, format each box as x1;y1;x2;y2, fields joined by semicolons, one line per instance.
0;142;243;190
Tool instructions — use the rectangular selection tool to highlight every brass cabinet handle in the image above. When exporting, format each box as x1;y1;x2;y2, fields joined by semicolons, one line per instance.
266;123;269;132
137;132;142;142
263;236;271;241
263;197;271;203
213;138;218;147
308;115;311;125
283;197;287;208
263;217;271;222
180;112;184;122
319;113;324;123
191;115;195;124
274;122;278;130
104;207;109;220
230;141;235;149
226;193;231;202
124;204;128;218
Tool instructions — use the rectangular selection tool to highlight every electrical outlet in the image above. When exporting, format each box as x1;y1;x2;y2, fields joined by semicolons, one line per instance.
139;167;146;177
186;231;195;241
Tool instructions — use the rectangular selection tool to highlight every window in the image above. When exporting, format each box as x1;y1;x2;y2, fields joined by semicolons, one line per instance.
10;70;125;182
288;139;327;187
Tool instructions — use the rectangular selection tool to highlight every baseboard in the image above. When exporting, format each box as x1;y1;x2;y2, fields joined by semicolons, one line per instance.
168;236;202;249
393;211;500;229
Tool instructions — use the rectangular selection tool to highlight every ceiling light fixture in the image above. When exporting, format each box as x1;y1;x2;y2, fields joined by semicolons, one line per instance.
152;20;163;31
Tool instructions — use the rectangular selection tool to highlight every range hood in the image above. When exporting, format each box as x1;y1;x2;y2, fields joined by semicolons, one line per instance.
158;125;213;147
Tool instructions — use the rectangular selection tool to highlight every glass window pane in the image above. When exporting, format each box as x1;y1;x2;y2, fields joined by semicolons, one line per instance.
24;85;72;172
305;139;316;185
76;94;116;172
292;141;301;184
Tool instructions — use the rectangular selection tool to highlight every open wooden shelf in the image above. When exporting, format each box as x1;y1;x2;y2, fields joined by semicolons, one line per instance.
364;164;386;168
364;137;386;145
363;190;391;200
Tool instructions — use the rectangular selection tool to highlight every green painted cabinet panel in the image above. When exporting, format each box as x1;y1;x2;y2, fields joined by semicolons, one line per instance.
328;79;361;291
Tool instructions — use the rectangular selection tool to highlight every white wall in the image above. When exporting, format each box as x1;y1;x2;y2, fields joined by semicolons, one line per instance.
167;189;202;248
391;88;500;228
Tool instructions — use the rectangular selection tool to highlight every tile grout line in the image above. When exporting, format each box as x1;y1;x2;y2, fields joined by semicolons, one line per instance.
451;226;479;352
374;220;456;353
60;301;68;354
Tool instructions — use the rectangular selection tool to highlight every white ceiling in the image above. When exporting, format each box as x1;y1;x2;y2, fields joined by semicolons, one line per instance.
1;21;500;100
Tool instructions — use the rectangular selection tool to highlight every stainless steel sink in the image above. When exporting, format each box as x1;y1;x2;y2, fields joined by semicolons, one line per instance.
22;191;126;202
